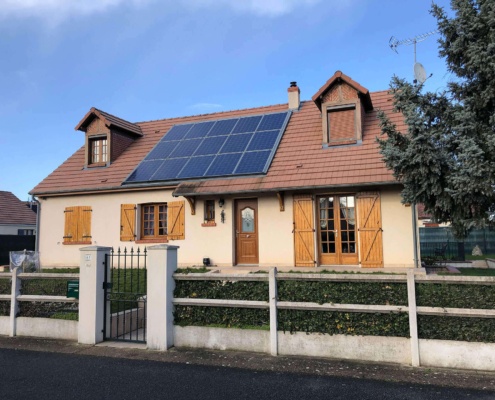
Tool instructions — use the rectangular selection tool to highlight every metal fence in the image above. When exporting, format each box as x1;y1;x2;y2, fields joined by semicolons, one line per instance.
419;227;495;261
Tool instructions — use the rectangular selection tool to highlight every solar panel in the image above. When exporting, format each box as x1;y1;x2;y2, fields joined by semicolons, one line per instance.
185;121;215;139
125;111;291;183
194;136;227;156
235;151;271;174
247;130;279;151
257;112;287;131
204;153;241;176
178;155;215;178
169;138;202;158
220;133;253;154
162;124;193;141
207;119;238;137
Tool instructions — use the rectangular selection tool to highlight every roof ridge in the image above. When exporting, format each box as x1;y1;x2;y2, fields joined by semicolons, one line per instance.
134;102;289;125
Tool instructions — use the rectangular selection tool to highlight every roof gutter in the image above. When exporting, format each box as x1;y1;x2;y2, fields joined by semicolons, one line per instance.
31;183;178;198
33;196;40;253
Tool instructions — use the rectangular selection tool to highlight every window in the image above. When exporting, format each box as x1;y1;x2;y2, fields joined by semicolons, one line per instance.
327;105;356;145
63;206;92;244
89;137;108;165
18;229;35;235
141;204;167;239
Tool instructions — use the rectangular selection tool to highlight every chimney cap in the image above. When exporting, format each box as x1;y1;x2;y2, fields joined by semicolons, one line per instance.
290;81;297;87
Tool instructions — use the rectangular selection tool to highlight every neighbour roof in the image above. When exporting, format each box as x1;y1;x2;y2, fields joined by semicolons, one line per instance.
0;191;37;225
31;73;406;197
75;107;143;136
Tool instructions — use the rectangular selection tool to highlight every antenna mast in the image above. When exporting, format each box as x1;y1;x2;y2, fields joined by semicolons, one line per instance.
389;30;438;63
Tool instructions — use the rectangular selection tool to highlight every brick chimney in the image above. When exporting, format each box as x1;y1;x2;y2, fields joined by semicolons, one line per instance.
288;81;300;110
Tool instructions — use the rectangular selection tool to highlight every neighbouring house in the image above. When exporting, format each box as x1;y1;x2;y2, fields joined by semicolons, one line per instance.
0;191;37;235
30;71;417;269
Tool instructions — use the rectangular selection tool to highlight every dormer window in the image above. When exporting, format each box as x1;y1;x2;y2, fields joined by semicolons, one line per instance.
75;107;143;169
312;71;373;148
326;105;357;145
89;136;108;165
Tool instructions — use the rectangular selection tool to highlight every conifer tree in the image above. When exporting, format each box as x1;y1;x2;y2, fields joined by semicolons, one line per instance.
378;0;495;237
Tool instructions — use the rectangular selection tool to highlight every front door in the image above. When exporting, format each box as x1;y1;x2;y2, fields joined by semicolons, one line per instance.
235;199;259;265
318;195;358;265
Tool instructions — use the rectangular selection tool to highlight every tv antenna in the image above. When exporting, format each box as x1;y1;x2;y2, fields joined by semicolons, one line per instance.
389;30;438;83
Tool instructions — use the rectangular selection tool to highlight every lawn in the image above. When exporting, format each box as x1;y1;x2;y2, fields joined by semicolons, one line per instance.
456;268;495;276
465;254;495;261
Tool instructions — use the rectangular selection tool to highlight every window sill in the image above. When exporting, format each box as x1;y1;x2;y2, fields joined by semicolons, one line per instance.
135;238;169;244
86;162;108;168
201;221;217;227
63;241;92;245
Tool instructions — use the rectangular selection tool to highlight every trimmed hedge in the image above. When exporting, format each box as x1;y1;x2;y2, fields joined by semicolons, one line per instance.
0;278;10;295
175;276;495;342
278;281;407;305
416;283;495;309
0;301;9;316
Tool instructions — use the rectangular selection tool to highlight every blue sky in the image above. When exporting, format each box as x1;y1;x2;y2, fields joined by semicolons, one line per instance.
0;0;453;201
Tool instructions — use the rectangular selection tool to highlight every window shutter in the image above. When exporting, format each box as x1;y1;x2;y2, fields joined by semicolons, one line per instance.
120;204;136;241
328;108;356;144
356;192;383;267
63;207;76;243
80;206;92;242
167;201;185;240
293;195;316;267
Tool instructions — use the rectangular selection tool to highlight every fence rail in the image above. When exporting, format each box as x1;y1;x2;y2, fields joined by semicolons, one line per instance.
173;269;495;366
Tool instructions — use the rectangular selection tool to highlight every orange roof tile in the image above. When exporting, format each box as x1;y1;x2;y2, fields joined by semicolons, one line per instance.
0;191;37;225
31;84;405;197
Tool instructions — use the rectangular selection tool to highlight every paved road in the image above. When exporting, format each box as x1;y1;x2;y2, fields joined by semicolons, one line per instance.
0;348;493;400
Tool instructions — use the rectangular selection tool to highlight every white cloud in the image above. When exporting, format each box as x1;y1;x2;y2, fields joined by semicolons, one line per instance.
192;0;322;17
0;0;324;22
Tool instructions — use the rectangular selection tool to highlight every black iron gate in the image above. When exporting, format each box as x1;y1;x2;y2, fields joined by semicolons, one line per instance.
103;247;147;343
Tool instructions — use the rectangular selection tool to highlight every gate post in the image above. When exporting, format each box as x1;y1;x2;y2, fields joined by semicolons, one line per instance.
78;246;111;345
147;244;179;351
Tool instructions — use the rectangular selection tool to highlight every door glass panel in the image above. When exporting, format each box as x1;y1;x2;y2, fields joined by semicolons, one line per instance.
319;197;336;254
241;208;255;232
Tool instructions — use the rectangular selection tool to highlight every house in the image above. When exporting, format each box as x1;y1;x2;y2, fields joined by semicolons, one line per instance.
0;191;37;235
30;71;417;269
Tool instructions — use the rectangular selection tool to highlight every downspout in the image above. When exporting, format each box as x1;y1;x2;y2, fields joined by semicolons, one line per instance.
33;197;40;253
411;203;419;268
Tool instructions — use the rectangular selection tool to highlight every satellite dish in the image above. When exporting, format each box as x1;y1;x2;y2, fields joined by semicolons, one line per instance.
414;62;427;83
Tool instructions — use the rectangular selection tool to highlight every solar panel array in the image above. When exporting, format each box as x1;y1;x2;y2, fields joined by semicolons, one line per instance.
125;111;290;183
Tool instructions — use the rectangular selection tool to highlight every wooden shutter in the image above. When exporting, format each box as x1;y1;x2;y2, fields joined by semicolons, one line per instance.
328;108;356;144
120;204;136;241
63;207;77;244
293;195;316;267
80;206;92;242
357;192;383;268
167;201;185;240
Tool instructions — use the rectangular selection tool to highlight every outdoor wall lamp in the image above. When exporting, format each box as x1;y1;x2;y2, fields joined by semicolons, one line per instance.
218;199;225;208
221;210;225;223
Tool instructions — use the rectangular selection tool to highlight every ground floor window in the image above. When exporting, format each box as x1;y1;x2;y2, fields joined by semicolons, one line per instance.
141;204;167;239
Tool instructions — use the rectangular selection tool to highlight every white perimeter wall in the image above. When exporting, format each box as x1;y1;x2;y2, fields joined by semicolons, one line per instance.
175;326;495;371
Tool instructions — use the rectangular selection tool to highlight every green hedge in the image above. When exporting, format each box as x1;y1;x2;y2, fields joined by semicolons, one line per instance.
278;281;407;305
0;278;10;295
279;310;409;337
174;306;269;329
416;283;495;309
174;280;268;301
0;301;9;316
173;277;495;342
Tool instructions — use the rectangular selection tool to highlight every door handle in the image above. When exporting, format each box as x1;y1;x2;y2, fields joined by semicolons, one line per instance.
246;235;250;238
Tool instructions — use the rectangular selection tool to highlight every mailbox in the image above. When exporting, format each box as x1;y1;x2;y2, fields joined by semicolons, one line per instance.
67;280;80;299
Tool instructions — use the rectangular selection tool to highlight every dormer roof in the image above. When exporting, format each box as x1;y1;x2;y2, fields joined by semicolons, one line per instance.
75;107;143;137
312;71;373;112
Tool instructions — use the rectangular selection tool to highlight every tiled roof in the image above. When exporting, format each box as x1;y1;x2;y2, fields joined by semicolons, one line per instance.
312;71;373;111
75;107;143;136
31;86;406;197
0;191;37;225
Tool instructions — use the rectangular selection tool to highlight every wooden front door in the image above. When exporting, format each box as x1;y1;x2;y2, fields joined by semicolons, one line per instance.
318;195;359;265
293;195;316;267
235;199;259;265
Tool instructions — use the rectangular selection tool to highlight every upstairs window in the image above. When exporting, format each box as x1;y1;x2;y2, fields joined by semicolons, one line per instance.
327;105;356;146
89;137;108;165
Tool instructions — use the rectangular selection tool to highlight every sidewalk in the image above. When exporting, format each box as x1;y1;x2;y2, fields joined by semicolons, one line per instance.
1;335;494;392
